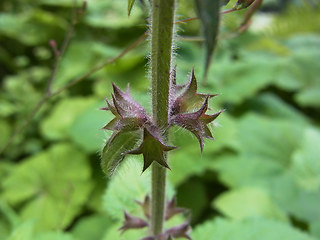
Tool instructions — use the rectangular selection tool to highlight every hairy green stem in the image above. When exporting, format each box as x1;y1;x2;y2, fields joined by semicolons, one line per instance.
151;0;175;236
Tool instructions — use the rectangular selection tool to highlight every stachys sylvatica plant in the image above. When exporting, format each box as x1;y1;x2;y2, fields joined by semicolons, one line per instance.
100;0;257;239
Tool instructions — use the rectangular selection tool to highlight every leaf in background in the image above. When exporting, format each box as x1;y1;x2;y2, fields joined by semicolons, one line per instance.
291;128;320;191
211;154;284;189
169;113;238;186
295;88;320;108
168;143;212;186
237;113;303;166
71;214;112;240
101;130;142;176
85;1;144;28
0;10;66;46
247;93;308;124
102;222;145;240
41;97;97;140
194;0;220;82
310;220;320;239
268;5;320;38
2;144;93;231
103;159;175;220
6;220;75;240
264;172;320;224
0;199;19;238
177;178;208;223
128;0;136;16
0;120;11;149
2;67;48;116
34;232;75;240
215;53;281;104
68;100;109;153
191;218;317;240
213;187;288;221
210;114;320;225
38;0;75;6
7;221;34;240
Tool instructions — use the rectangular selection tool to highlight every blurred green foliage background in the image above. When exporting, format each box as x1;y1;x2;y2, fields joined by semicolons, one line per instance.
0;0;320;239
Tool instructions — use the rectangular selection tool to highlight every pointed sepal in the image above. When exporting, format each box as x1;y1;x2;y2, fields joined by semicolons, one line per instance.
112;83;146;118
141;237;155;240
136;195;151;219
127;128;176;173
172;97;222;151
165;221;192;240
100;98;118;114
171;66;188;93
165;197;186;220
100;83;149;133
171;70;217;115
102;117;145;132
119;211;148;233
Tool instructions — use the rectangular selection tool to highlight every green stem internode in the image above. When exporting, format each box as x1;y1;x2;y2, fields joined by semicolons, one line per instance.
150;0;175;236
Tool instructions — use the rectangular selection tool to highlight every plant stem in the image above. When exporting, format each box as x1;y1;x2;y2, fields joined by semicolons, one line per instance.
151;163;167;235
150;0;175;236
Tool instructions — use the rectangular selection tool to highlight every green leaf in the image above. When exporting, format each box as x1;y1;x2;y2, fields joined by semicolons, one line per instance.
0;10;66;46
269;7;320;38
237;114;303;166
52;41;109;89
103;159;175;220
168;143;211;186
212;156;320;224
103;159;150;220
195;0;220;79
295;88;320;108
102;222;145;240
275;181;320;223
247;93;308;124
38;0;75;6
209;114;320;224
128;0;136;16
211;52;279;104
310;220;320;239
101;130;142;176
72;214;112;240
68;100;109;153
85;1;144;28
213;188;288;221
7;221;34;240
177;178;208;222
6;220;75;240
211;155;284;189
192;218;317;240
168;113;237;186
2;144;93;231
0;199;20;230
291;128;320;191
0;120;11;148
2;67;46;117
41;98;97;140
34;232;74;240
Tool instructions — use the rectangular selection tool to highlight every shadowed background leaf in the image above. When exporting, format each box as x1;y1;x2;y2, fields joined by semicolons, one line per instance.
194;0;221;84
